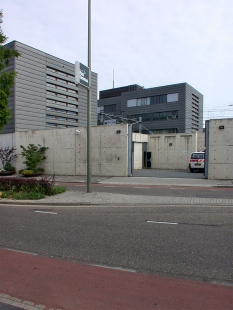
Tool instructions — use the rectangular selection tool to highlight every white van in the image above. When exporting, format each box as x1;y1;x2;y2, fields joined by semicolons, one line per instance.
189;152;205;172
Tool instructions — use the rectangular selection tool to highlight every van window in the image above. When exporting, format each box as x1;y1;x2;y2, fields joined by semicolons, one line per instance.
191;153;205;159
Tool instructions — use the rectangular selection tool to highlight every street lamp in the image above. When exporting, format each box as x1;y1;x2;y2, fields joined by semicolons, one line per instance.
74;1;92;193
87;0;92;192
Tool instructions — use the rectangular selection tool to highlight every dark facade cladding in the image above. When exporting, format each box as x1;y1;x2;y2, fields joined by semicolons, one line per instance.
2;41;98;134
98;83;203;133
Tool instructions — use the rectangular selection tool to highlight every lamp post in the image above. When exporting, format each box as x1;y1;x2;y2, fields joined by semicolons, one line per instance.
87;0;92;192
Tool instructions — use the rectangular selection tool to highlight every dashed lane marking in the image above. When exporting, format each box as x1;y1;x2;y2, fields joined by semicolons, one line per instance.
35;211;57;214
134;187;150;189
147;221;221;227
147;221;178;225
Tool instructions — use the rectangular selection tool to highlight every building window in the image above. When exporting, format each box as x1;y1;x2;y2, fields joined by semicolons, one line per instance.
104;104;116;113
167;93;178;102
57;94;67;99
67;111;77;115
56;85;67;91
46;123;57;127
67;118;77;122
58;117;66;121
127;93;179;107
57;109;66;114
46;83;56;88
46;114;56;119
67;103;77;109
67;96;77;101
56;101;66;107
127;99;137;107
127;110;178;122
46;107;56;112
148;128;178;134
57;124;67;128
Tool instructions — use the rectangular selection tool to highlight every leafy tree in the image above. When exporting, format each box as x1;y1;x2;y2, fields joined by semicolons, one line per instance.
0;10;21;131
20;144;48;171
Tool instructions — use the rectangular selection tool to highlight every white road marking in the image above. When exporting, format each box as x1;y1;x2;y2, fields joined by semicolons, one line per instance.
134;187;150;189
104;186;115;187
35;211;57;214
91;263;136;273
147;221;178;225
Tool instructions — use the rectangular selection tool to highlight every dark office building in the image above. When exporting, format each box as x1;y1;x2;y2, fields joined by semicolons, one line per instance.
2;41;97;134
98;83;203;133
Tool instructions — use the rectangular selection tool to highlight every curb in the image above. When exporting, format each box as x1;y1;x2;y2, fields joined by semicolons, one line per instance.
1;201;233;207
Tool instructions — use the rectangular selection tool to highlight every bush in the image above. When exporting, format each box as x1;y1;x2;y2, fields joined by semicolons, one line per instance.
1;191;45;200
20;144;48;171
20;169;34;176
0;174;58;195
3;162;15;172
0;174;66;200
51;186;66;195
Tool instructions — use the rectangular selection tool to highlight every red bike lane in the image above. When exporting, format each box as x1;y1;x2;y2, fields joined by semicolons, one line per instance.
0;248;232;310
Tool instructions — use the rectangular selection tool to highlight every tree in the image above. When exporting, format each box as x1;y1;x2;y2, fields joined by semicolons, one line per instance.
20;144;48;171
0;10;20;131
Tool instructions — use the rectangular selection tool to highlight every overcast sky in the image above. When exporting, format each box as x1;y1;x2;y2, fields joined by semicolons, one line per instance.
2;0;233;123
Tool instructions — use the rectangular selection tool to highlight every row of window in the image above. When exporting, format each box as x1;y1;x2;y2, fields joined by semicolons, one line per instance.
104;104;116;113
46;123;77;128
46;107;77;116
46;99;78;110
127;93;178;107
46;67;74;78
46;115;78;122
47;74;75;86
141;128;178;134
47;91;78;101
46;83;77;95
128;110;178;122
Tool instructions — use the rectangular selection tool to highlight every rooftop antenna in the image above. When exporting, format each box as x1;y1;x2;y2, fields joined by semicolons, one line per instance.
113;69;114;88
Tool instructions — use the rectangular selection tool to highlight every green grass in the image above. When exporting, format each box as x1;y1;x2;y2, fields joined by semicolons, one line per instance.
0;191;45;200
0;186;66;200
50;186;66;195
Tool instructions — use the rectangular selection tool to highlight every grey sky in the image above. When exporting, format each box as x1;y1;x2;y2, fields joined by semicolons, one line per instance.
2;0;233;124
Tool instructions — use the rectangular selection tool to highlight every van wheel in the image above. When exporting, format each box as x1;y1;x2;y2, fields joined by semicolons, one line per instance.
190;169;194;173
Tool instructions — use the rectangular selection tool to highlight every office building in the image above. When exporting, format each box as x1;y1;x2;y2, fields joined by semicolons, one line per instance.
98;83;203;133
2;41;97;134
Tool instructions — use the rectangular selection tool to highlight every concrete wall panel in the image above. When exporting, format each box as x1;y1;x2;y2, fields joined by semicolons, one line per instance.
148;133;202;170
208;119;233;179
1;124;128;176
134;143;143;169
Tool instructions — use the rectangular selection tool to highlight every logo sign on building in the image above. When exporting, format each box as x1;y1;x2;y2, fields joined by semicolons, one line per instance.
75;61;90;88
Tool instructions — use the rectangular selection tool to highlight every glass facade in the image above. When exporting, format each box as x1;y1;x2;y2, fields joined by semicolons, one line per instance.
127;93;178;107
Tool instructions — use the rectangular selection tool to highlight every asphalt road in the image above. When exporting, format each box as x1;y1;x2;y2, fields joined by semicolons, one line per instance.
62;183;233;199
0;205;232;285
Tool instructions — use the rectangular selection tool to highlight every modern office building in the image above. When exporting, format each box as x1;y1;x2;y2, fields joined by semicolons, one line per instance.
2;41;97;134
98;83;203;133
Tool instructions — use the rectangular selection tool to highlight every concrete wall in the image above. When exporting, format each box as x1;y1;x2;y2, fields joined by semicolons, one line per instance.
147;132;205;170
208;119;233;180
133;143;143;169
0;124;129;176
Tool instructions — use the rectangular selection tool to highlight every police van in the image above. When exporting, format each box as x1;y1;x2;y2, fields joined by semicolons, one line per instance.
189;151;205;172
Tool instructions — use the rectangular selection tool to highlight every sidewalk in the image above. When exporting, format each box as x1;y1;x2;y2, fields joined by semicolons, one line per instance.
0;175;233;206
1;248;232;310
